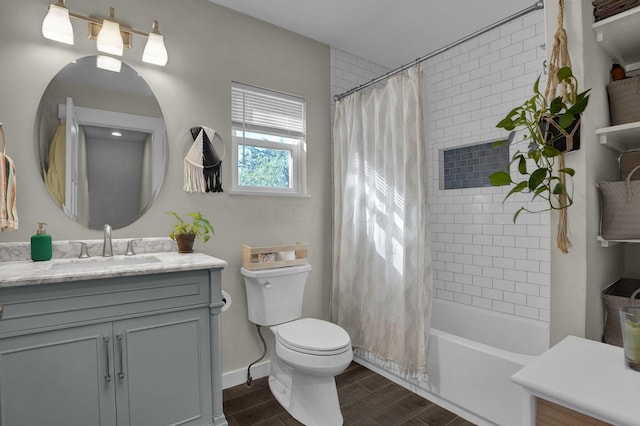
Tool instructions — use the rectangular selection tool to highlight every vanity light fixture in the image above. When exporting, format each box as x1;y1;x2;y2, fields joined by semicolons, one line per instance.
41;0;169;67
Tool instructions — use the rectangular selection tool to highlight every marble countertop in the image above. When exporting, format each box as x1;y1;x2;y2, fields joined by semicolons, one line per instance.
0;238;227;287
511;335;640;426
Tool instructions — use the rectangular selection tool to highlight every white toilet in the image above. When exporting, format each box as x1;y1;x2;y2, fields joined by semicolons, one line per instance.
241;263;353;426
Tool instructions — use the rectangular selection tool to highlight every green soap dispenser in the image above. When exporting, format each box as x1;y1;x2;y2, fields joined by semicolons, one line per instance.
31;222;52;261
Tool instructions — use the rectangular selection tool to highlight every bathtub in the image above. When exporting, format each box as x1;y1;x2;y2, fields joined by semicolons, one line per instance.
354;298;549;426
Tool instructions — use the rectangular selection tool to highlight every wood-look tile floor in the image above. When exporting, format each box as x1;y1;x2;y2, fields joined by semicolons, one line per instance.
223;362;477;426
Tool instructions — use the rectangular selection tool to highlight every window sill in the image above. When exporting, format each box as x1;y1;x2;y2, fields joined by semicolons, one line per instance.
228;190;311;198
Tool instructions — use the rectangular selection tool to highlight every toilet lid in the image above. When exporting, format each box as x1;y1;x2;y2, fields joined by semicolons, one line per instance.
276;318;351;355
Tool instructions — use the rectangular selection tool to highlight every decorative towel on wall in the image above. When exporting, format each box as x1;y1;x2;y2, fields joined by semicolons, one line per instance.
0;123;18;232
184;126;224;193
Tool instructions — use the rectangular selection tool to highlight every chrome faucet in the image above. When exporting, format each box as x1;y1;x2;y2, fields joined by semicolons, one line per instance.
102;224;113;257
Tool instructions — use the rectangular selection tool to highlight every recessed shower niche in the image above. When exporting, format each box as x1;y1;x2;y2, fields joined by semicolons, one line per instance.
440;140;509;190
35;55;167;230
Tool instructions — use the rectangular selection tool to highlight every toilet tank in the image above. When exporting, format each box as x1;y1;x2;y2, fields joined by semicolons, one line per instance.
241;263;312;326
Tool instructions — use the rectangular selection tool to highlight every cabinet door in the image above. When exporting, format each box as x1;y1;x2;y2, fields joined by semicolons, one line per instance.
0;323;116;426
114;309;212;426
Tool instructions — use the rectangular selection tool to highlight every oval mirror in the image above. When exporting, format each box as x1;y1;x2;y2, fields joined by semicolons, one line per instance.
35;56;167;230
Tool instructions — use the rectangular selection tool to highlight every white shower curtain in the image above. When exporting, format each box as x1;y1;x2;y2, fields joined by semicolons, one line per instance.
332;67;432;379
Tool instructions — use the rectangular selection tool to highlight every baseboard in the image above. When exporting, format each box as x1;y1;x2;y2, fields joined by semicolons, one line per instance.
222;360;270;389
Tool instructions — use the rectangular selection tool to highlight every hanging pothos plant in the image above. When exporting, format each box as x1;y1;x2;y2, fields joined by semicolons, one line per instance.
489;0;589;254
489;67;590;223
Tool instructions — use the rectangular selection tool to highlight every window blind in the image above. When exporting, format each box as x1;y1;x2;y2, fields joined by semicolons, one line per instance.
232;82;306;138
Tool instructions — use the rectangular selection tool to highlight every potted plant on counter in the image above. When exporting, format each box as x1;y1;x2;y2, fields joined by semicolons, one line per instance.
167;211;215;253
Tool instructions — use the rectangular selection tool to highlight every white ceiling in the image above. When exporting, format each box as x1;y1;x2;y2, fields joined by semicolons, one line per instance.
208;0;539;69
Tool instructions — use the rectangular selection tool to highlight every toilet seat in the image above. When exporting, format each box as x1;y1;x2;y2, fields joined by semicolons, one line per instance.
276;318;351;356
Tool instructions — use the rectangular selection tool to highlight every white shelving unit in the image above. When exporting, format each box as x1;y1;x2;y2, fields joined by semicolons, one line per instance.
595;122;640;245
593;6;640;247
596;235;640;247
592;6;640;72
596;121;640;153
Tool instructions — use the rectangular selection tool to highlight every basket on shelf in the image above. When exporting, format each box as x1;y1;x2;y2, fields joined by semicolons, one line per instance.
602;278;640;346
607;75;640;126
242;242;307;270
596;165;640;240
593;0;640;22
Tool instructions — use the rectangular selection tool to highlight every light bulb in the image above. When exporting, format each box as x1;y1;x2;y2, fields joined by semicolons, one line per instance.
96;13;123;56
142;21;168;66
42;2;74;45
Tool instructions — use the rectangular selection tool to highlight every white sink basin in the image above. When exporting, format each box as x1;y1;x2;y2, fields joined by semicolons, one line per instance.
49;255;162;271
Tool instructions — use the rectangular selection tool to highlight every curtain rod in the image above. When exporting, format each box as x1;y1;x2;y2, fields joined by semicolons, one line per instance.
334;0;545;102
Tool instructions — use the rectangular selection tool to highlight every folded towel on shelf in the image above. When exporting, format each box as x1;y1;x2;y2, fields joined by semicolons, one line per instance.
593;0;640;21
0;124;18;232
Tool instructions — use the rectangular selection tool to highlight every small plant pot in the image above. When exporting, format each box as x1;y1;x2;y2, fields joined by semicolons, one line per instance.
175;234;196;253
540;116;581;153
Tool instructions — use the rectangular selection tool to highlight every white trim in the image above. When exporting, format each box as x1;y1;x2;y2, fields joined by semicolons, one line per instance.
222;360;270;390
228;190;311;198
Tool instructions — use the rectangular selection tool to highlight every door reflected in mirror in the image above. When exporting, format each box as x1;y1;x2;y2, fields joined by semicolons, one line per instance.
35;56;167;230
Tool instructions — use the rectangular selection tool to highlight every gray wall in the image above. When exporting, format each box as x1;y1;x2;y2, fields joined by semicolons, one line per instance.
85;134;144;229
0;0;331;375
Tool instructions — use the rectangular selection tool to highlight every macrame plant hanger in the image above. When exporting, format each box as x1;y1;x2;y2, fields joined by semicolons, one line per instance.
545;0;575;254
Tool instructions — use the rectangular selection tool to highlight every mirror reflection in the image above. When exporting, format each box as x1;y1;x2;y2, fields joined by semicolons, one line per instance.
36;55;166;230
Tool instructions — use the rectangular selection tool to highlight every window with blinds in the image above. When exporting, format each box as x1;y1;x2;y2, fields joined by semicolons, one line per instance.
231;83;307;195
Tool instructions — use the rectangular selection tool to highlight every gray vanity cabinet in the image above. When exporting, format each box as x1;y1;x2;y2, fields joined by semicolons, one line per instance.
114;309;212;426
0;268;226;426
0;322;117;425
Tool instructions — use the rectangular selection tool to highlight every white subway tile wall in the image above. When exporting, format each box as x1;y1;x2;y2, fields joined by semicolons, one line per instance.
330;10;550;323
330;48;391;121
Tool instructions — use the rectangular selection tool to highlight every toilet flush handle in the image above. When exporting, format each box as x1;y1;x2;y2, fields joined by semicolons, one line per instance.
262;281;272;289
